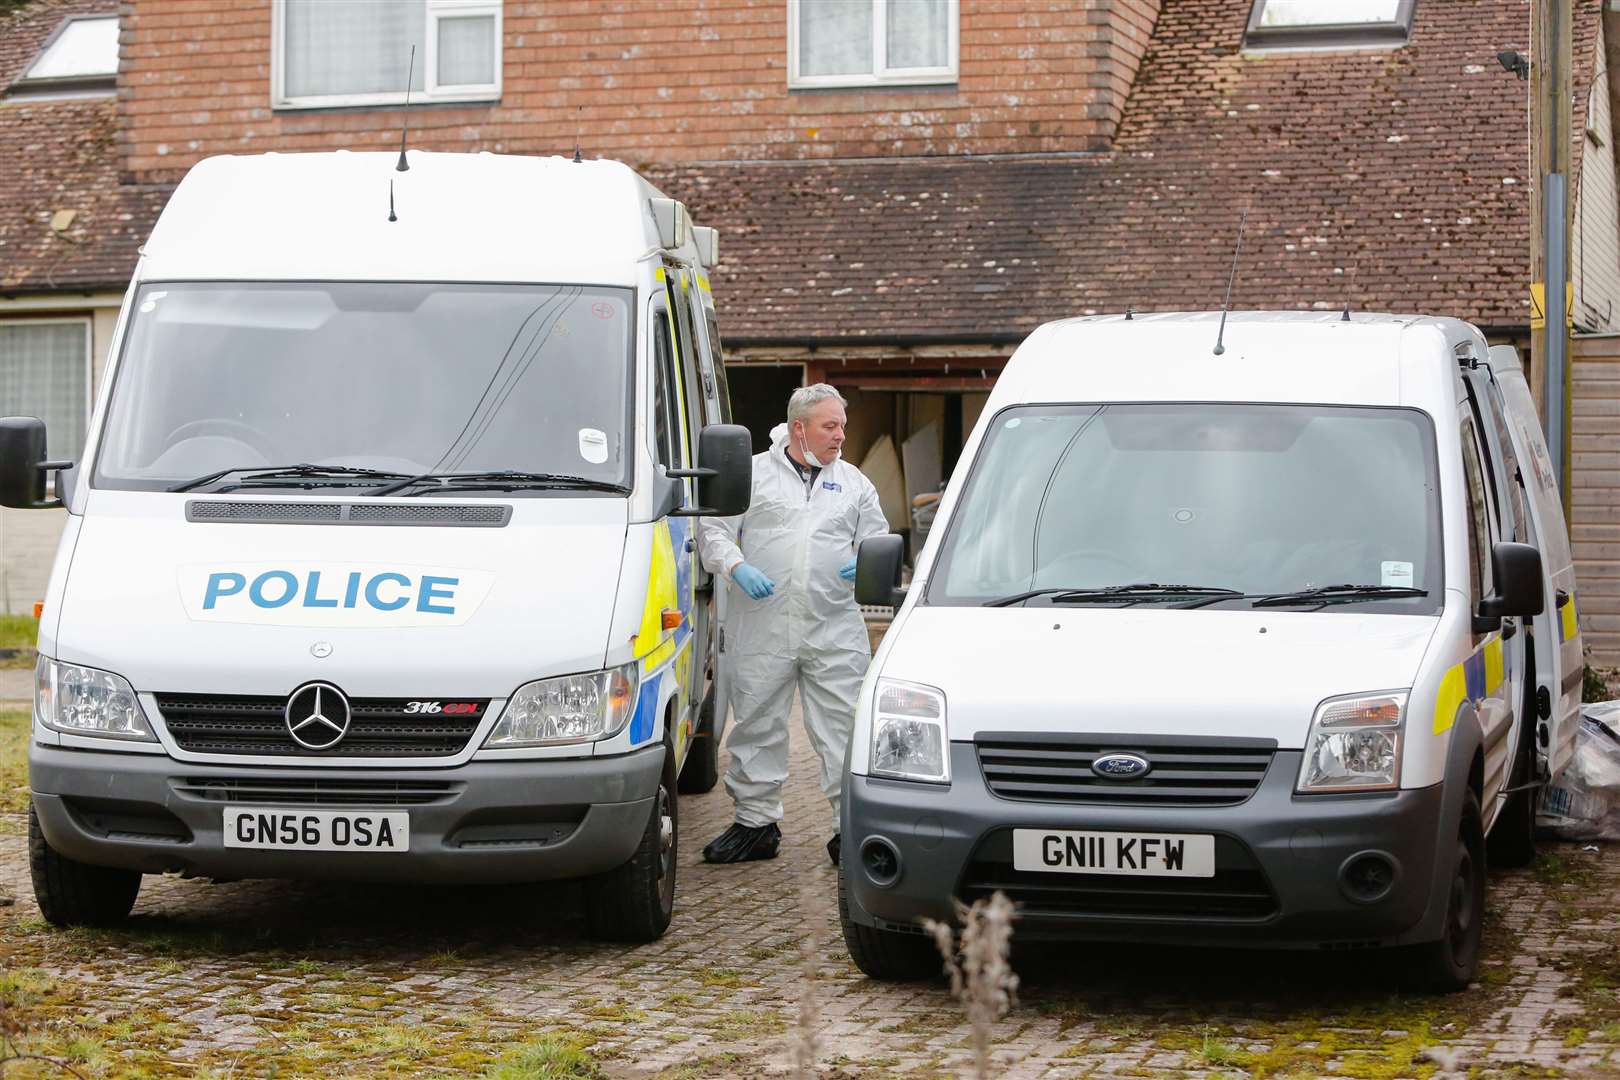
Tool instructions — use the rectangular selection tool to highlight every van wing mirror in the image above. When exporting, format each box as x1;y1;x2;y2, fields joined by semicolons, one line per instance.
855;534;906;608
0;417;71;509
669;424;752;518
1475;541;1545;631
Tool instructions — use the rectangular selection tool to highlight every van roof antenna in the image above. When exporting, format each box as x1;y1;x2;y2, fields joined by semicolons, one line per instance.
395;45;416;172
573;107;584;163
388;179;397;223
1341;302;1351;322
1212;207;1249;356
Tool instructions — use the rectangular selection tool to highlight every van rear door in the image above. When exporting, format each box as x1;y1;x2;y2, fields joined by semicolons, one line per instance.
1485;345;1583;779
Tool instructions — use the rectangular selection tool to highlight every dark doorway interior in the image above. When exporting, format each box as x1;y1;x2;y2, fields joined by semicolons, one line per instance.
726;365;805;452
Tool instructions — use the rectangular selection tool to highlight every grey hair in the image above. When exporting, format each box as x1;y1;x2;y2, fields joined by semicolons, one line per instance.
787;383;847;425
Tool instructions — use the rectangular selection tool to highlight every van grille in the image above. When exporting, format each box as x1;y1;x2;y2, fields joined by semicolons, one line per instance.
976;734;1275;807
959;832;1278;922
173;777;460;805
185;501;510;526
155;694;488;757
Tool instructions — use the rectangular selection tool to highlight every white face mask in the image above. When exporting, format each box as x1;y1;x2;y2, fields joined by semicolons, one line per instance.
796;424;828;468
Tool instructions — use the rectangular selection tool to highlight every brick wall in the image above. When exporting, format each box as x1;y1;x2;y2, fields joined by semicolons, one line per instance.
116;0;1161;182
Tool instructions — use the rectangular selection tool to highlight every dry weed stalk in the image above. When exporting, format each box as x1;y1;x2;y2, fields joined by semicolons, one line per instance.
923;890;1019;1080
791;882;823;1078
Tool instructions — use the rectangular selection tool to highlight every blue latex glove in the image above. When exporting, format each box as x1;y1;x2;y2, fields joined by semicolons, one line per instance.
732;562;775;599
839;558;858;581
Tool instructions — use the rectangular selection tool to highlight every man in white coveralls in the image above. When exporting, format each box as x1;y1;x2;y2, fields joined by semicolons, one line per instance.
699;384;889;865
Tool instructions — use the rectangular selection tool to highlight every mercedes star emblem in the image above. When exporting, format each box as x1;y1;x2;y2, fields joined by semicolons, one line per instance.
284;681;352;751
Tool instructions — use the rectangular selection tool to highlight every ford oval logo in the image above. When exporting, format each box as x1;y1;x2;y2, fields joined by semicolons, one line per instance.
1092;752;1151;780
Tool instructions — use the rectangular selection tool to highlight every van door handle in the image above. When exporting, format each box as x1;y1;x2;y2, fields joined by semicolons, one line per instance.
1555;589;1570;608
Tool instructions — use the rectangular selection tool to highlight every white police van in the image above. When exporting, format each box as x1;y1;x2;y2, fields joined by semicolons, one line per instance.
5;150;751;942
846;312;1583;989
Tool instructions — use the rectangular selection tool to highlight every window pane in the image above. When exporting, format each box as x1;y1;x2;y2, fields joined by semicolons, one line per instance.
284;0;424;99
1460;422;1492;598
0;323;86;463
438;15;495;86
1258;0;1400;27
800;0;873;77
886;0;948;70
25;16;118;80
931;404;1440;611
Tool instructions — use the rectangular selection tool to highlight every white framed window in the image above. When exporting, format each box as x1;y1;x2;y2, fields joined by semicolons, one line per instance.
788;0;958;89
1243;0;1415;51
0;319;92;464
9;15;118;97
272;0;501;110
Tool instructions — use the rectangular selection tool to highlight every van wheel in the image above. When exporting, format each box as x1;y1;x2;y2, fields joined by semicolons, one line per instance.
677;686;720;795
838;864;939;981
1411;792;1486;992
29;803;141;927
586;748;677;943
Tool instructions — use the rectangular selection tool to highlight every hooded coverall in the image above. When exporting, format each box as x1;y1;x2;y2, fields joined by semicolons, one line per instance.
699;423;889;828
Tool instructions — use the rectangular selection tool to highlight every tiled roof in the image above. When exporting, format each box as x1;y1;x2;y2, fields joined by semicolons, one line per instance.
651;0;1600;342
0;0;168;295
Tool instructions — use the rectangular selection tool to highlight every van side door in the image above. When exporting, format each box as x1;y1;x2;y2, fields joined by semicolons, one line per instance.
652;290;698;761
664;264;730;742
1457;407;1518;818
1481;349;1584;780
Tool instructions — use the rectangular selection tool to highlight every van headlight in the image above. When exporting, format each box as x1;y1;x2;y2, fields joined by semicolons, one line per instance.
870;679;949;784
1296;691;1406;793
35;656;154;742
485;663;639;747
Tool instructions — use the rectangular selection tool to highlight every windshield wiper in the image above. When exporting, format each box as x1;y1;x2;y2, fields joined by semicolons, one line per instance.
984;583;1242;608
169;463;414;493
370;470;631;497
1249;584;1428;608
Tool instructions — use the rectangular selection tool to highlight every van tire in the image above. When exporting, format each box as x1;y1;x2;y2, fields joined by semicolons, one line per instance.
677;686;720;795
28;803;141;927
1410;791;1486;992
838;866;939;981
585;745;677;943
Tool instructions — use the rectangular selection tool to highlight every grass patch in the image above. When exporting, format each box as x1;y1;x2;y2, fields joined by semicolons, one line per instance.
481;1032;602;1079
0;614;36;651
702;1009;786;1042
0;708;29;812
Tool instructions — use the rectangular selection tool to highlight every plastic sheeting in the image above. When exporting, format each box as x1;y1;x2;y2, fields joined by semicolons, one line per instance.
1538;701;1620;841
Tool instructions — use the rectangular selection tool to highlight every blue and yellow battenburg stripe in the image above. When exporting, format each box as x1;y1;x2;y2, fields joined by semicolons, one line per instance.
1560;594;1579;643
627;517;697;749
1432;635;1505;735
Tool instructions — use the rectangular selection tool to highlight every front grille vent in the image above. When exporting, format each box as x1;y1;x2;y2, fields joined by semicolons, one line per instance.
155;694;489;757
186;501;510;527
976;733;1275;807
174;777;460;806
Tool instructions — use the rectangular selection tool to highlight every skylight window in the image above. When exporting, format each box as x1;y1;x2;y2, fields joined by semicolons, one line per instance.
1244;0;1414;50
13;15;118;93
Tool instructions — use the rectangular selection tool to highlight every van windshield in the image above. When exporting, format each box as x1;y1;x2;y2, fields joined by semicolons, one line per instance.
928;403;1443;612
93;282;634;493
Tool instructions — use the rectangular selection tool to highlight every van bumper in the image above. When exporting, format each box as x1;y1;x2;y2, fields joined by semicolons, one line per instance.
843;743;1446;948
28;743;664;885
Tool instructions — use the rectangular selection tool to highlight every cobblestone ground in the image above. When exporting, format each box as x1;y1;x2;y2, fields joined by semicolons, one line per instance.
1;699;1618;1078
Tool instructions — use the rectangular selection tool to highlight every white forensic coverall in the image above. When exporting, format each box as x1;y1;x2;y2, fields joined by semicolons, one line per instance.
699;423;889;828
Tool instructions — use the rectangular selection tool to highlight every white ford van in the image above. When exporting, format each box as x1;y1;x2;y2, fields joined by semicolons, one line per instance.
7;151;753;942
843;312;1583;990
